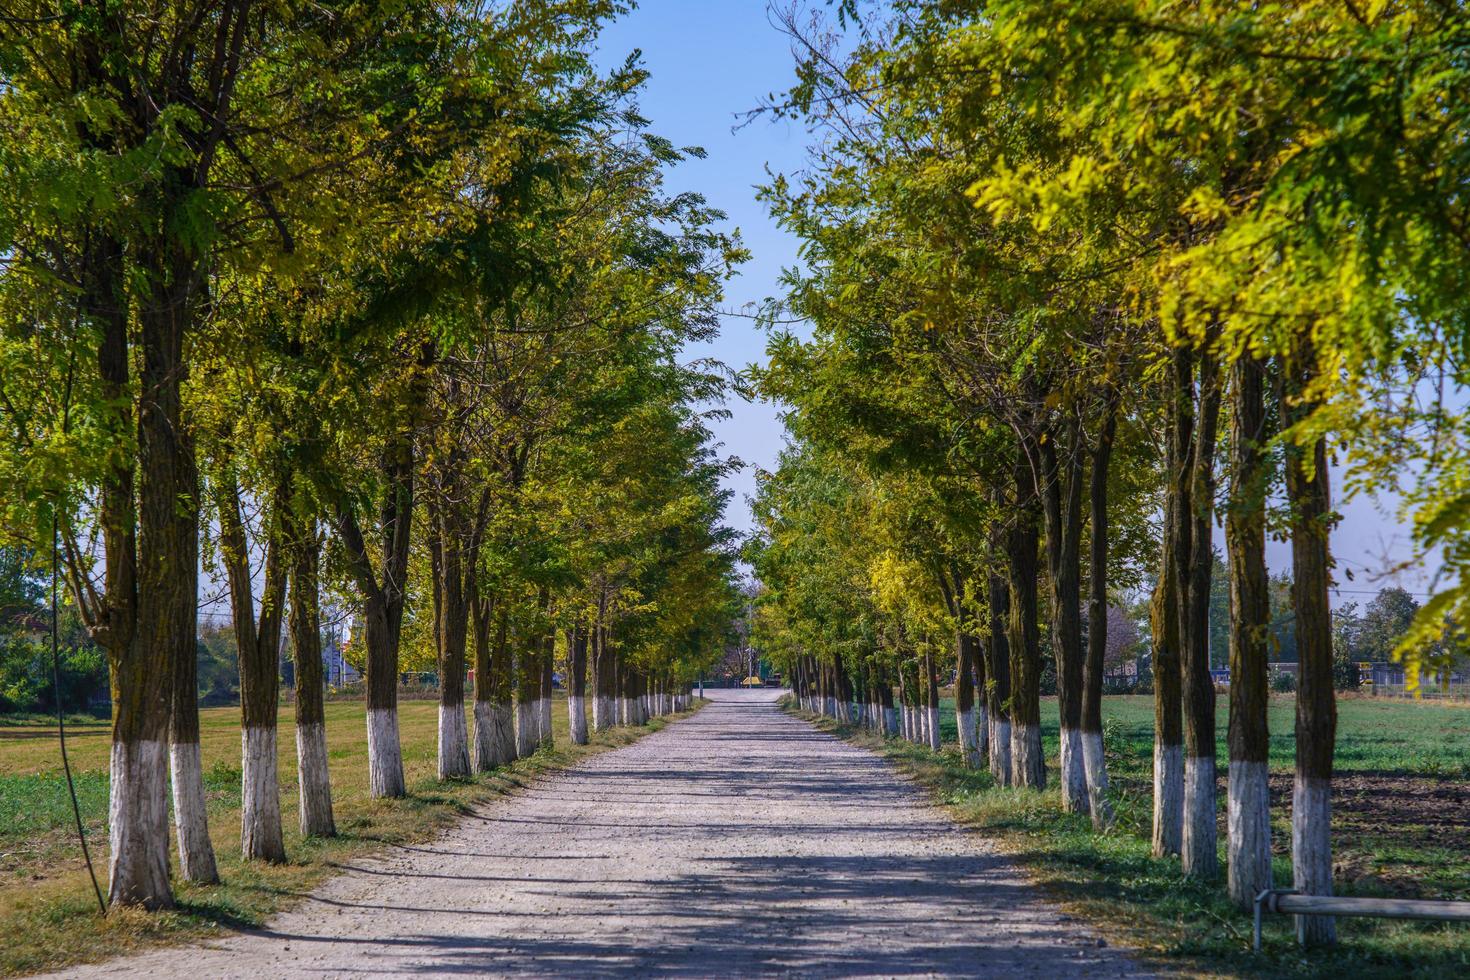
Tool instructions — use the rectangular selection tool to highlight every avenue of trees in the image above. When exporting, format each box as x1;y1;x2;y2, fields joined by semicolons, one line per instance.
0;0;742;911
745;0;1470;947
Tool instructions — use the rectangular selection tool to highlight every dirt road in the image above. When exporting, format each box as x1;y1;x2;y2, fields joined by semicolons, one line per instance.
52;689;1147;978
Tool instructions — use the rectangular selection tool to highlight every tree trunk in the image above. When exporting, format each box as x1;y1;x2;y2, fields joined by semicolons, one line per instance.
139;282;217;883
1181;350;1222;880
1226;356;1271;909
334;431;415;799
1039;425;1087;813
516;624;541;758
429;504;471;781
924;647;941;751
985;570;1013;785
877;667;897;735
1284;344;1337;947
1083;395;1119;830
288;517;334;837
1008;453;1045;789
591;606;612;731
539;631;554;747
956;632;978;766
472;594;515;769
219;473;287;864
1152;357;1189;859
569;627;589;744
81;237;174;909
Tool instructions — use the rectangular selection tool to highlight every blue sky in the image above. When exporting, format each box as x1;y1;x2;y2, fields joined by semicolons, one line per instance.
593;1;1436;605
595;0;806;536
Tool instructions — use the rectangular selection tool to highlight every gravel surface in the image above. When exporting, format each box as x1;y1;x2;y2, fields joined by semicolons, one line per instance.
51;689;1150;978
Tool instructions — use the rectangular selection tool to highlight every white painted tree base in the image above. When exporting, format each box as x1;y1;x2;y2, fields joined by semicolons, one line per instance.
295;721;335;837
883;706;898;736
1227;758;1271;908
569;695;589;744
242;726;286;862
474;700;516;770
538;697;553;747
926;706;941;751
438;702;471;779
1059;727;1089;813
1293;776;1336;946
1012;723;1044;788
366;707;406;798
1152;741;1183;857
958;708;979;768
515;700;539;758
170;740;219;882
990;718;1012;786
1082;729;1113;829
976;706;989;760
1182;755;1218;878
110;738;173;908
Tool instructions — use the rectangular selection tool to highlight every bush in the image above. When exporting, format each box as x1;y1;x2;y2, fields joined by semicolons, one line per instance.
0;639;109;716
1270;669;1297;693
1332;646;1363;692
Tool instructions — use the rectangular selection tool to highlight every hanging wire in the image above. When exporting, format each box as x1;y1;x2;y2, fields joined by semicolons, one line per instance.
52;510;106;914
48;325;105;912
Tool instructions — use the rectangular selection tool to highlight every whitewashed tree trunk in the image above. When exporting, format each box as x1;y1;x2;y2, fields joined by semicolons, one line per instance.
1228;760;1271;909
366;707;406;798
1082;729;1113;828
1293;777;1335;945
170;740;219;881
475;700;515;770
296;721;335;837
438;703;471;780
516;699;539;758
538;696;552;747
958;707;979;767
289;526;335;838
1059;727;1089;813
241;726;286;862
569;695;588;744
926;705;941;751
1182;755;1217;877
976;705;989;760
990;717;1012;786
1011;722;1044;788
883;706;897;736
1153;742;1184;857
111;739;173;908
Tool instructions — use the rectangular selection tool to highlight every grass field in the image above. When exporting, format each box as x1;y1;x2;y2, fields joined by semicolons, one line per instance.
0;695;695;977
803;693;1470;979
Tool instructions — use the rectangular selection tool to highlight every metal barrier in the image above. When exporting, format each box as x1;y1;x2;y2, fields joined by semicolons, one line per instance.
1254;889;1470;951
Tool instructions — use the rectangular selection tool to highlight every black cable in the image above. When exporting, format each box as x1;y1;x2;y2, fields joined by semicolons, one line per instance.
52;511;105;914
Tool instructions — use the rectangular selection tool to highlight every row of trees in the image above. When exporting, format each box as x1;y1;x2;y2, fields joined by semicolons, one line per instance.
746;0;1470;947
0;0;742;912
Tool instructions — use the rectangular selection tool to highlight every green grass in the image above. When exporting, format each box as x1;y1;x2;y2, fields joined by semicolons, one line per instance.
0;695;701;977
801;694;1470;979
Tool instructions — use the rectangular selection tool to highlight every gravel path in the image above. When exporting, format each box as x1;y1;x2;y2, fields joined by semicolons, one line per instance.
54;689;1149;978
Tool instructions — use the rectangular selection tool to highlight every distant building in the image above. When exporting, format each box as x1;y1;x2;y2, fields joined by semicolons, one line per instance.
324;631;359;687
